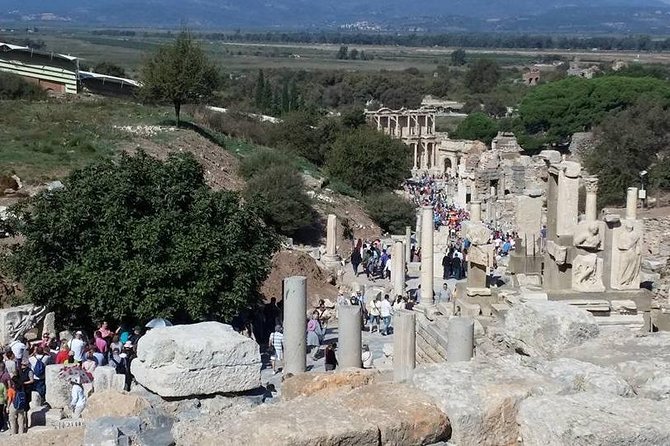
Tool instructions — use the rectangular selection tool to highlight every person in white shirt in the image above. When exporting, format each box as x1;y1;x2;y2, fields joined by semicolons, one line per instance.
69;331;86;363
70;377;87;419
10;339;26;362
393;295;405;312
379;295;393;336
361;344;373;369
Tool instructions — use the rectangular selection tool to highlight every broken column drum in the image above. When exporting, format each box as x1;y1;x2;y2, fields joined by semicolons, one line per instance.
447;317;474;362
338;305;362;368
323;214;341;264
420;205;434;304
393;310;416;382
283;276;307;374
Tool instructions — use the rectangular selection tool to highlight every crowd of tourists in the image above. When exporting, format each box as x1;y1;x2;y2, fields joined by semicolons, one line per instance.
1;322;143;435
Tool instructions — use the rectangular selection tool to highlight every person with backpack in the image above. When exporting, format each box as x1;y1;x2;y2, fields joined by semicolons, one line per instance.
7;376;27;434
29;346;50;400
70;376;87;419
18;360;34;413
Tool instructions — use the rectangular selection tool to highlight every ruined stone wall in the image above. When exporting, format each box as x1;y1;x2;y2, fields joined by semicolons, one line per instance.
641;216;670;303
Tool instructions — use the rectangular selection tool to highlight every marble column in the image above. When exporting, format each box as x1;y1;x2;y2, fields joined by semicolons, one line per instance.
584;177;599;222
405;226;412;264
393;310;416;383
393;240;406;298
338;305;362;368
282;276;307;374
470;201;482;223
415;212;422;248
412;144;418;170
323;214;341;265
420;205;434;304
447;316;474;362
626;187;638;220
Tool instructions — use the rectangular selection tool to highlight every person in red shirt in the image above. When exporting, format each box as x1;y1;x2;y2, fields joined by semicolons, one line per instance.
55;344;70;364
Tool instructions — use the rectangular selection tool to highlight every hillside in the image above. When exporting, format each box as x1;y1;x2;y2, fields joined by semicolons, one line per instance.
1;0;670;33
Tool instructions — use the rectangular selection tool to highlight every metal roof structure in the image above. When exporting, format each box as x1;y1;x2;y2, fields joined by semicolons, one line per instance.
0;41;79;62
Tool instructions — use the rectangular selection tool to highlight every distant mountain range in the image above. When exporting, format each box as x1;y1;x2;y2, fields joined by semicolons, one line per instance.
2;0;670;33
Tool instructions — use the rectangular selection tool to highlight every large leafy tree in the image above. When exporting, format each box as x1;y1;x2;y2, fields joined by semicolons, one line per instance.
365;192;415;234
327;127;411;194
465;58;501;94
451;112;499;144
584;101;670;206
4;152;279;329
141;31;219;127
518;76;670;144
244;164;316;238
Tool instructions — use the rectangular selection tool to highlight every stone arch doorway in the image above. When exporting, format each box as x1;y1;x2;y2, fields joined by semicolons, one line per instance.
444;157;452;175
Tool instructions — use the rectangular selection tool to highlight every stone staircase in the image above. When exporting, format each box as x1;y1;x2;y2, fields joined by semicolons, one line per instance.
414;308;450;365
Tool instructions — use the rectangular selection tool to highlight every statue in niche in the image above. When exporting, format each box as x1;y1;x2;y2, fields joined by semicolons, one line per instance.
574;222;602;250
617;221;642;288
573;254;605;292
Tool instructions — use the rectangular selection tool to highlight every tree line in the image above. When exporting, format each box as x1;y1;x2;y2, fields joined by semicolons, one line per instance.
90;29;670;52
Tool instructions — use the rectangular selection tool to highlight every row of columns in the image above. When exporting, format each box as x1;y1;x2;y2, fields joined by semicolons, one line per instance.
373;113;435;139
412;141;438;170
282;276;420;380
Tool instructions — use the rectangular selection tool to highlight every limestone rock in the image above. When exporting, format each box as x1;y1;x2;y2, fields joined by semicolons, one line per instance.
413;356;559;446
2;427;85;446
535;358;634;396
638;375;670;400
93;366;126;393
131;322;261;397
83;390;151;420
282;369;380;400
561;329;670;393
518;393;670;446
45;364;71;409
173;383;450;446
500;300;599;357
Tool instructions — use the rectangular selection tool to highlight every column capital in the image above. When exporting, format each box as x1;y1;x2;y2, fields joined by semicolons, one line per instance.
583;176;599;194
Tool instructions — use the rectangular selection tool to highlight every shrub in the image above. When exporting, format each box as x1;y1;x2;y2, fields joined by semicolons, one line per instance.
365;192;416;234
239;148;294;180
245;165;316;237
451;112;499;144
0;73;45;100
327;127;411;194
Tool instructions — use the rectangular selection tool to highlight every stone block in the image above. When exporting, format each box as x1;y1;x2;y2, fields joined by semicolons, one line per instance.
610;299;637;314
131;322;261;398
519;286;548;301
282;369;379;400
83;390;151;420
414;356;558;446
518;393;670;446
500;300;599;357
45;364;71;409
177;383;450;446
93;366;125;393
